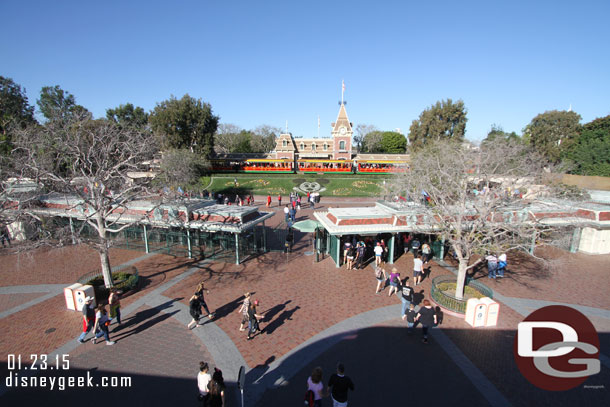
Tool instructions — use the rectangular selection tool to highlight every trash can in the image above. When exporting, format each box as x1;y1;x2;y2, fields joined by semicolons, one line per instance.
64;283;83;311
74;285;96;311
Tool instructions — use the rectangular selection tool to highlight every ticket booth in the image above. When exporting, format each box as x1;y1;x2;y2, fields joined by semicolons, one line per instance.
74;285;96;311
64;283;82;310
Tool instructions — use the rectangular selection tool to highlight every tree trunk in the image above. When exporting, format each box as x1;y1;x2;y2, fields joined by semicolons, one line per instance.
99;243;114;289
455;257;469;300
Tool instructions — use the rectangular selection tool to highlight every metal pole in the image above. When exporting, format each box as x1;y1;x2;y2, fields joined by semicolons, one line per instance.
262;221;267;252
388;234;395;264
187;229;192;259
235;233;240;265
336;236;341;268
143;225;149;253
570;227;581;253
440;236;445;260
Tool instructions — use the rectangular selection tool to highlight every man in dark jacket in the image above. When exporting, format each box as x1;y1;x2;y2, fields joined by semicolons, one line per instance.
328;362;354;406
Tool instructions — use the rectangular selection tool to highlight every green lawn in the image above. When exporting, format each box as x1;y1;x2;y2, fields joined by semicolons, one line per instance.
204;174;395;197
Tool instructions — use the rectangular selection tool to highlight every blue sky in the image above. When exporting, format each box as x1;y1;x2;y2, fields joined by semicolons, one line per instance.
1;0;609;142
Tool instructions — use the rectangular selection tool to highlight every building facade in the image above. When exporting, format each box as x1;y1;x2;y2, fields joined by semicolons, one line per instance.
274;102;353;160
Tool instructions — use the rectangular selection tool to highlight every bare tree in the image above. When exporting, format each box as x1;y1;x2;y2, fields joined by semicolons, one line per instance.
215;123;243;154
354;124;377;153
389;138;559;299
10;115;158;287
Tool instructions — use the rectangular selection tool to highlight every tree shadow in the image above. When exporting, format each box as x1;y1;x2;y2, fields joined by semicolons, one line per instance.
111;298;182;340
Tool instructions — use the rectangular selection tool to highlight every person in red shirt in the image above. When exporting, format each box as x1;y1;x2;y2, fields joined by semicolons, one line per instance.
266;195;271;207
278;194;282;206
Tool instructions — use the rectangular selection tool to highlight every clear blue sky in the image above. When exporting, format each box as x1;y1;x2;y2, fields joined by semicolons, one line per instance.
1;0;609;142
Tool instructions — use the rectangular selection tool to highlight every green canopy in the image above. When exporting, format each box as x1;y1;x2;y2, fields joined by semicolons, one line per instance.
291;219;322;233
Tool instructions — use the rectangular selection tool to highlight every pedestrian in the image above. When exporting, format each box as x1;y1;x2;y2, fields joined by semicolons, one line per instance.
388;268;400;297
307;366;326;407
486;253;498;279
292;199;297;212
278;194;282;207
108;289;122;326
373;242;383;266
237;292;251;331
380;239;388;263
413;254;424;286
346;245;356;270
284;205;290;223
207;368;226;407
354;242;365;270
246;300;264;340
415;299;437;343
497;253;507;278
297;195;301;210
309;194;315;209
197;361;211;405
0;224;10;248
343;241;352;268
421;242;431;263
328;362;354;407
92;305;116;345
289;206;296;222
400;279;413;317
223;195;229;205
246;195;251;205
249;194;254;205
403;233;412;254
77;296;96;343
195;282;215;319
374;267;387;294
266;194;272;207
187;294;202;329
402;303;417;334
411;237;421;256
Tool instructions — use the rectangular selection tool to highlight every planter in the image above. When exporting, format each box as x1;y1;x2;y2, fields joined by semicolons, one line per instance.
430;275;493;314
77;266;139;301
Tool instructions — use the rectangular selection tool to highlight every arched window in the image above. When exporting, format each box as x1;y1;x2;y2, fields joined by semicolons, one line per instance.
300;142;305;150
282;140;287;147
339;140;346;150
323;143;328;151
311;143;316;151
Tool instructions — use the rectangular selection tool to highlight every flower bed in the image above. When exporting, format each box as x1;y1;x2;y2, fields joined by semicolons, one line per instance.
430;275;493;314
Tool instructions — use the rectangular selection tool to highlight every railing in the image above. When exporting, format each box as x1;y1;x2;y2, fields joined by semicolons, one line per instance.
430;275;493;314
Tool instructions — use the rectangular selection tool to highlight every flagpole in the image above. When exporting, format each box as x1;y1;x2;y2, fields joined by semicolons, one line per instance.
341;79;344;105
317;115;320;138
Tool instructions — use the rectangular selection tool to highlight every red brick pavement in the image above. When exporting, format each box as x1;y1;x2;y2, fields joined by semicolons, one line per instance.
446;246;610;310
0;246;143;286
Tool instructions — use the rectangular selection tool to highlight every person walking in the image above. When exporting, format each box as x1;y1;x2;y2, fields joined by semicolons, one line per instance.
266;194;272;207
92;305;115;345
297;195;301;210
289;206;296;222
0;224;10;248
278;194;282;207
354;242;365;270
108;289;121;326
246;300;264;340
343;240;352;268
400;279;413;317
388;268;400;297
283;205;290;223
411;237;421;256
207;368;226;407
328;362;354;407
415;299;437;343
413;254;424;286
77;296;96;343
345;245;356;270
421;242;432;263
197;361;212;406
497;253;507;278
307;366;326;407
486;253;498;279
187;294;203;329
402;303;417;334
237;292;251;331
373;242;384;266
374;267;387;294
195;282;215;319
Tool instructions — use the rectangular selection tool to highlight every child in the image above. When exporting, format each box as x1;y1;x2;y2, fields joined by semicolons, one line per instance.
402;303;417;334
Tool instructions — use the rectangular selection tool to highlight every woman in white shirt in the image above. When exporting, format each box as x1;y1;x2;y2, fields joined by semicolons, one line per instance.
306;366;326;407
197;361;211;405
